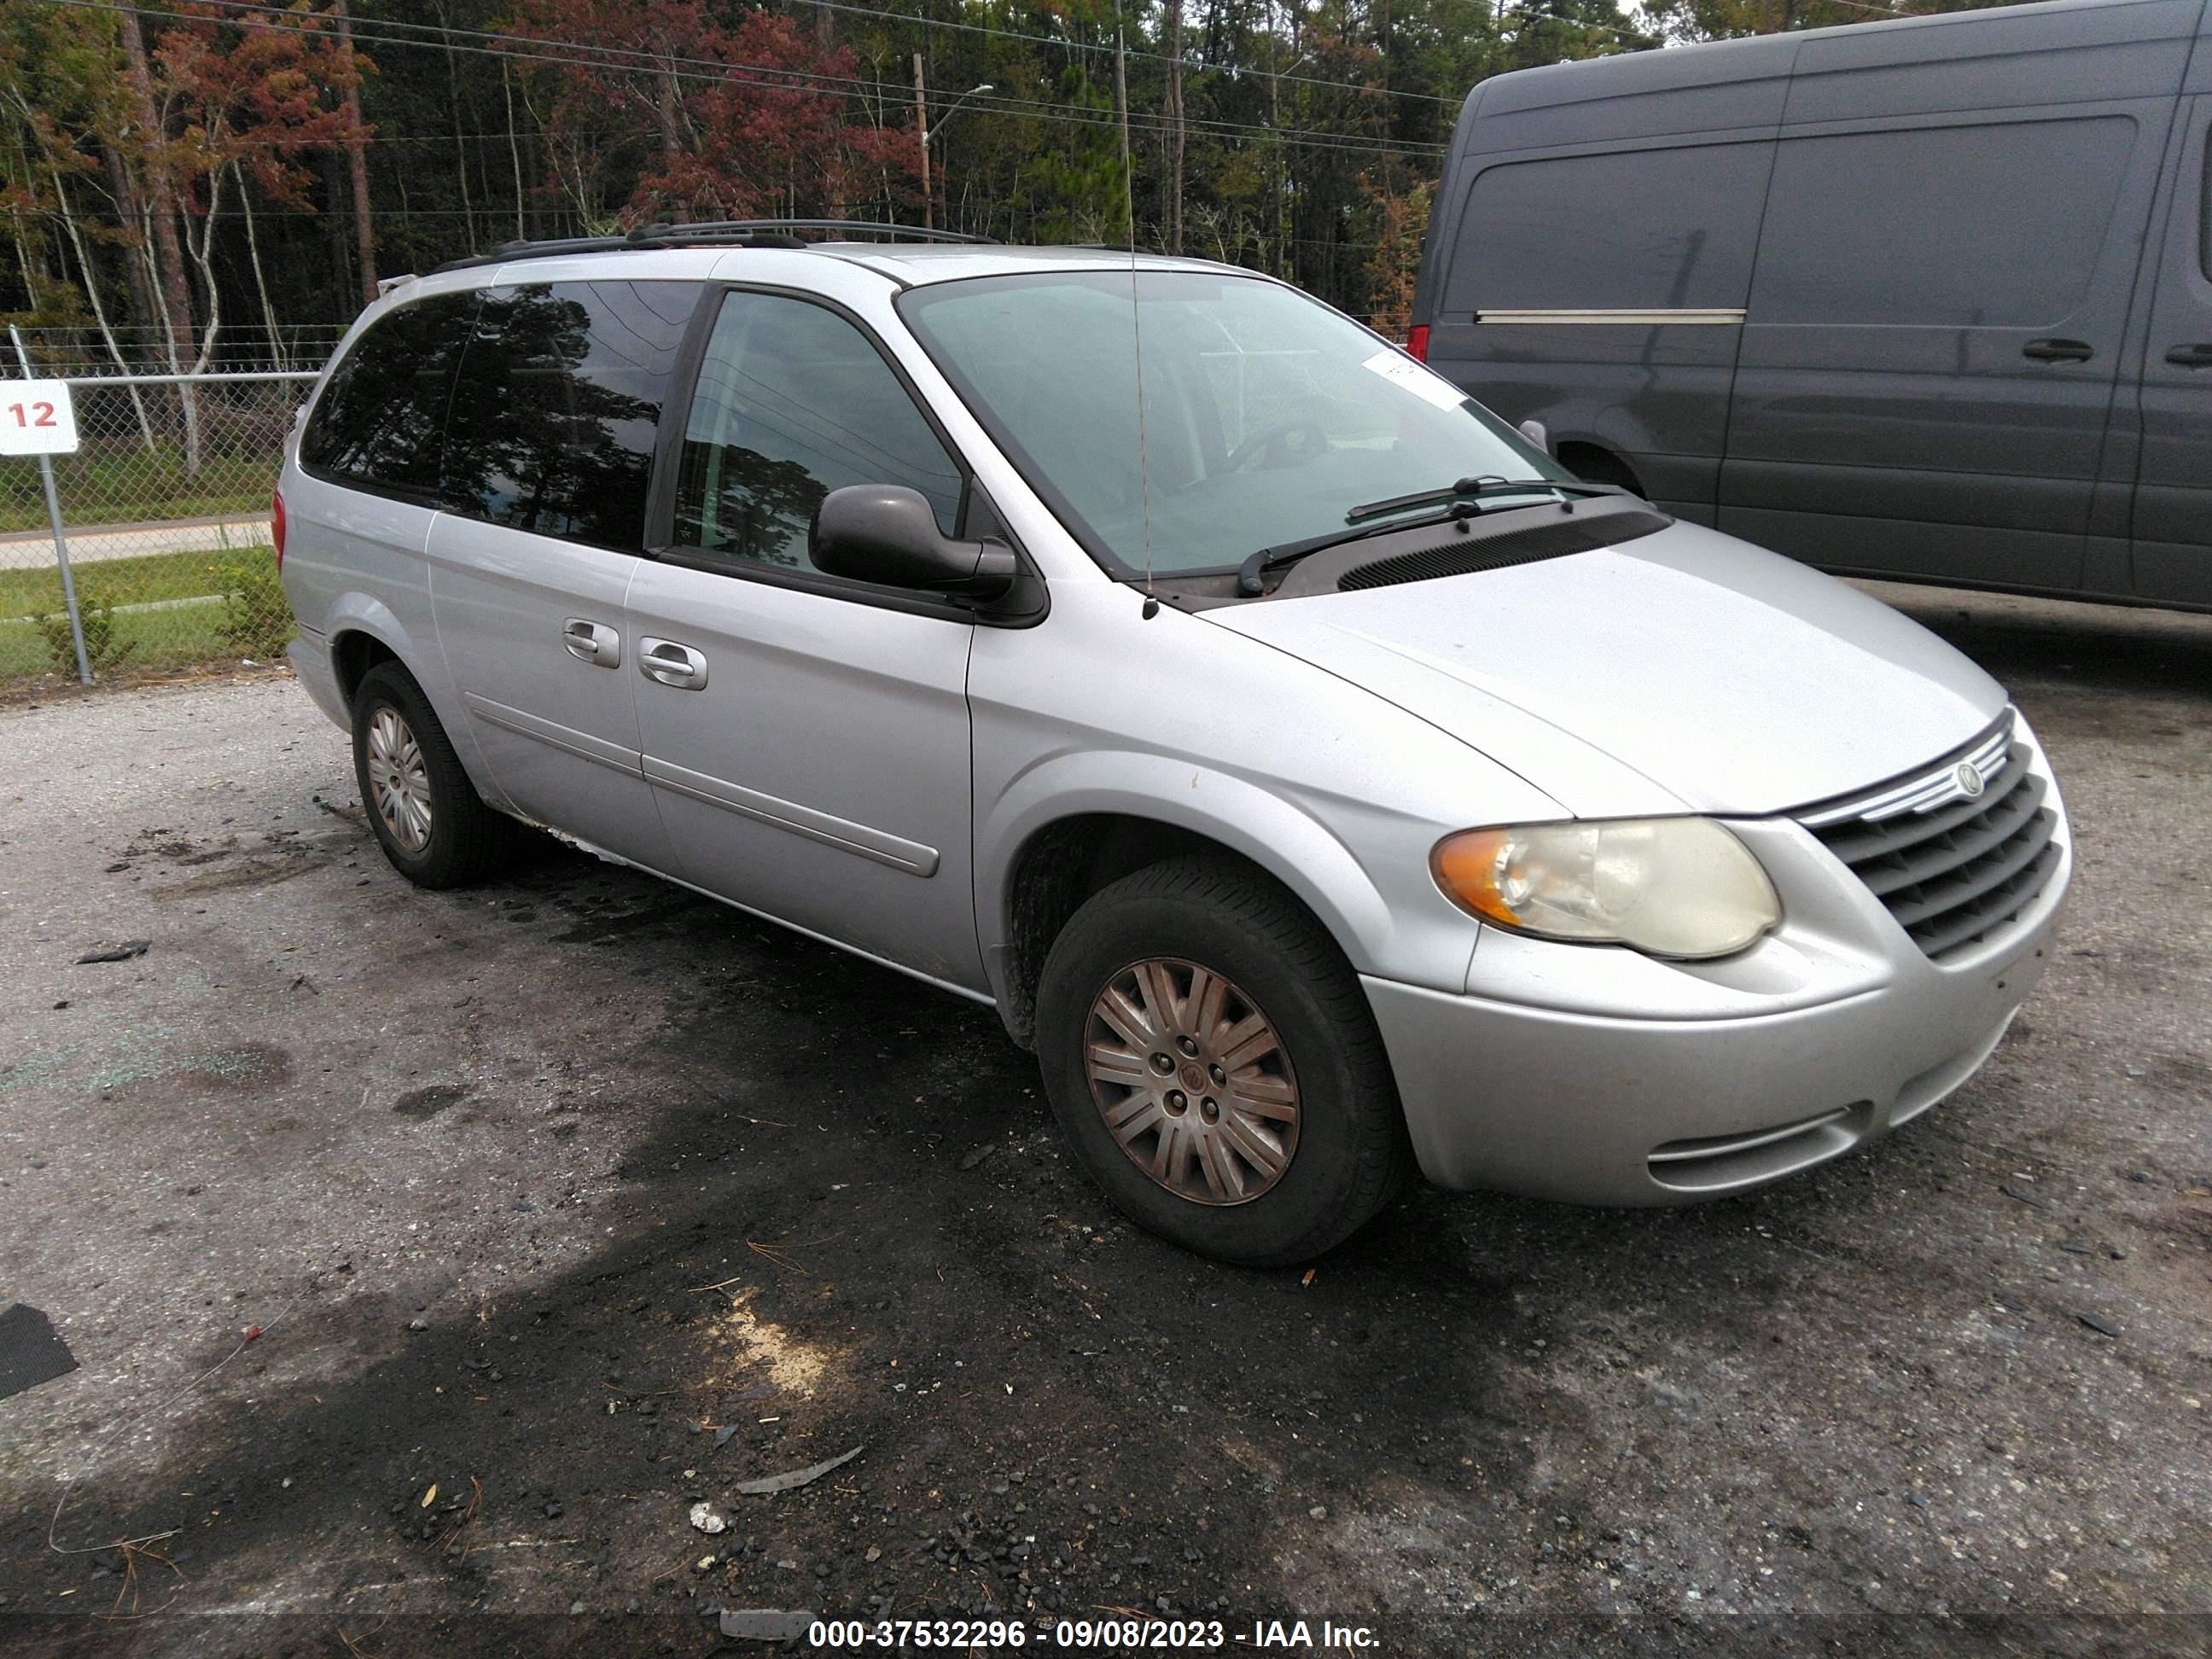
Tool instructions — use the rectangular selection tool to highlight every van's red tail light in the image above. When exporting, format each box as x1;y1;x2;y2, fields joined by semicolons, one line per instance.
271;489;287;571
1406;324;1430;363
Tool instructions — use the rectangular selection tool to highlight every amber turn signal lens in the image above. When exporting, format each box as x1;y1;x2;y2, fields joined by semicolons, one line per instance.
1431;827;1517;927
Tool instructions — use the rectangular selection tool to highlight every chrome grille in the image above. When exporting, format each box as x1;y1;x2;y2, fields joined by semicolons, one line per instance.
1797;712;2061;962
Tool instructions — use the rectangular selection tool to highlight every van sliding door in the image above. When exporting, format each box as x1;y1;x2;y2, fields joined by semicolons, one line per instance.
1721;105;2168;593
2132;93;2212;605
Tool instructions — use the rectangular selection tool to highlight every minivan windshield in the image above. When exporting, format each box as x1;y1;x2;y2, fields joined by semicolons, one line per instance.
898;269;1573;578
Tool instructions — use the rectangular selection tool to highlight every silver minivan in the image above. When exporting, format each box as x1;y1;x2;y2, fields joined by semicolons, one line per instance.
279;224;2071;1265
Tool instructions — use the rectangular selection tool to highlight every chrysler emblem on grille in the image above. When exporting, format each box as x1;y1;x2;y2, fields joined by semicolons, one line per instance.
1955;761;1985;799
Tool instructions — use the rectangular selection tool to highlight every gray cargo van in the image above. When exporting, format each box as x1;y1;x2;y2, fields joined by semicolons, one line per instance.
1408;0;2212;609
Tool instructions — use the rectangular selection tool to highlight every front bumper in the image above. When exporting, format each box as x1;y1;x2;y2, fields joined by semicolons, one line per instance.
1367;741;2071;1206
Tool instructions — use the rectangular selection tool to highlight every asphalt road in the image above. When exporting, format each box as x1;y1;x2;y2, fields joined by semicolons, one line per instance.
0;582;2206;1657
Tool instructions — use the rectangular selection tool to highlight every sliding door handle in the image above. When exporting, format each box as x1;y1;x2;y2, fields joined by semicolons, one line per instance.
2022;338;2093;364
562;618;620;667
2164;342;2212;369
637;637;707;690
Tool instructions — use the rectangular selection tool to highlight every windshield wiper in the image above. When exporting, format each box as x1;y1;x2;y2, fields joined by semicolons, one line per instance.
1236;476;1629;597
1344;475;1623;526
1236;507;1468;597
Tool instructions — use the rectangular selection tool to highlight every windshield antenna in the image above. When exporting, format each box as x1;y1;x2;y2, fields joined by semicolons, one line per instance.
1125;166;1159;619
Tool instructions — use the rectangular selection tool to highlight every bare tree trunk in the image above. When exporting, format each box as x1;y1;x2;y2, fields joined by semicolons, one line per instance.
50;171;158;451
236;163;287;372
816;2;835;49
181;158;225;376
335;0;377;306
114;0;201;469
113;2;192;370
100;145;160;338
503;61;527;242
441;9;477;253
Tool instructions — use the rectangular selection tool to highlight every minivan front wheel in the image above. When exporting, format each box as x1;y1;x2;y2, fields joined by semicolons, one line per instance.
1035;857;1412;1266
351;661;512;888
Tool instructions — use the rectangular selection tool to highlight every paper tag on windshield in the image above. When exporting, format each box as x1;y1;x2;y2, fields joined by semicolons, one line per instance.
1361;350;1467;413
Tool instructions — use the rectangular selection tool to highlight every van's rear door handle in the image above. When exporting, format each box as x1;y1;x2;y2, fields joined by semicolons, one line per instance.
2023;338;2093;363
637;637;707;690
2165;342;2212;368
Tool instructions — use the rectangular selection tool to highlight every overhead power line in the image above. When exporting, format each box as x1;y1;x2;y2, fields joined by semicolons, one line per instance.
32;0;1444;160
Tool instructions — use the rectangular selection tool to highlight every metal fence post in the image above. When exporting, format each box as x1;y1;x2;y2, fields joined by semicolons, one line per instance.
8;325;91;685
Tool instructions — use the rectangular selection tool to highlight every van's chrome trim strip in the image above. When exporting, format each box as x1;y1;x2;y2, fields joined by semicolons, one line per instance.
1473;308;1748;325
1796;710;2017;828
641;754;940;877
463;692;642;777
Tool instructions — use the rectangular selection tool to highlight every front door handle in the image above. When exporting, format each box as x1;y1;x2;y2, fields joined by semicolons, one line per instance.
2165;342;2212;369
562;618;620;668
2023;338;2094;363
637;637;707;690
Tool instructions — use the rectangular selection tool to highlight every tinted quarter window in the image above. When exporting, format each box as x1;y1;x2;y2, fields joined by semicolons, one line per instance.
672;292;963;573
299;293;475;496
441;280;701;550
1447;143;1770;313
1752;117;2135;327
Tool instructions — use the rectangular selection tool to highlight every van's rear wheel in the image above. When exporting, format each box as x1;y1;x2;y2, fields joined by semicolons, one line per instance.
1035;857;1412;1266
352;661;513;889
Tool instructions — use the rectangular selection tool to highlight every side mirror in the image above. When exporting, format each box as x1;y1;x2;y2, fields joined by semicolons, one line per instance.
812;485;1016;600
1516;418;1549;454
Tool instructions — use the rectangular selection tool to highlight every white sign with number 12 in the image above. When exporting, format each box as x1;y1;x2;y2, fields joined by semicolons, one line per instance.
0;380;80;457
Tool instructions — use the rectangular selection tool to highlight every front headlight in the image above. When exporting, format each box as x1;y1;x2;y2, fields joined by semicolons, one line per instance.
1431;818;1780;959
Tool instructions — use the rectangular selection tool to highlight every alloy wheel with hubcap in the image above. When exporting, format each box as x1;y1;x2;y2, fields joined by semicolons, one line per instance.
350;660;516;889
364;705;434;853
1083;957;1301;1206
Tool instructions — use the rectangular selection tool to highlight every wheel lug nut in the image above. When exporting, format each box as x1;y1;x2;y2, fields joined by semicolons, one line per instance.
1200;1097;1219;1121
1166;1090;1188;1114
1208;1063;1226;1086
1176;1035;1199;1057
1151;1052;1174;1073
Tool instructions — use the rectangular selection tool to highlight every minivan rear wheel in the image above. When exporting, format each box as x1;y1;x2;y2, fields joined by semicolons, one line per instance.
352;661;514;888
1034;857;1413;1266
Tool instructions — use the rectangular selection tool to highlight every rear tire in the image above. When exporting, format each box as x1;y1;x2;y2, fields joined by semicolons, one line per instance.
351;661;514;889
1034;856;1413;1266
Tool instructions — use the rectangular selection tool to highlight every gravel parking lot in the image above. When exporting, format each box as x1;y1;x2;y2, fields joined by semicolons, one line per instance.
0;583;2206;1656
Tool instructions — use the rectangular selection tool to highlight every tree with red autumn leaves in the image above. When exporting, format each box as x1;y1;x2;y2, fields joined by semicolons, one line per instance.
509;0;915;230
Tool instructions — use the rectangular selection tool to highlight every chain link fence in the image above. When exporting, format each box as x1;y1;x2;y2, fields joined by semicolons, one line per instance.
1;369;318;691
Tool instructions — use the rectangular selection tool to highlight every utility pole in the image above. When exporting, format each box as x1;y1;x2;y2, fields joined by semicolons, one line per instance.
1114;2;1132;244
912;54;933;230
334;0;377;306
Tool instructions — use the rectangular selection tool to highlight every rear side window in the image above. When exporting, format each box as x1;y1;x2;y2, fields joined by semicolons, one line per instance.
299;294;476;497
672;291;963;573
1447;143;1770;313
1751;117;2136;327
440;280;702;551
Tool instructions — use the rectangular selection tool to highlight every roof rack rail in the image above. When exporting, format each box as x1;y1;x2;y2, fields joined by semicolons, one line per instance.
429;218;993;274
626;219;996;247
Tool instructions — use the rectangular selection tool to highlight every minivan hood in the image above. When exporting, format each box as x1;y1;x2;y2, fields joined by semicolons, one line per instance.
1205;520;2006;818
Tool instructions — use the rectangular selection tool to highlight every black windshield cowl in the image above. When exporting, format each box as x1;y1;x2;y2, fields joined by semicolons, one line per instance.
1237;504;1478;597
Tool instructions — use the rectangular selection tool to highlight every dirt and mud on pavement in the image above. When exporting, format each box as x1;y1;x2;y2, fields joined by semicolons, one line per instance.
0;584;2207;1657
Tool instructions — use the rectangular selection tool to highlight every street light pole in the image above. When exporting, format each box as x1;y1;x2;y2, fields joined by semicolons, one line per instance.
921;83;995;234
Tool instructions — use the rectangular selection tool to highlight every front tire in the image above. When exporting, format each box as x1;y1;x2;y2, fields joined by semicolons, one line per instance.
352;661;513;889
1034;857;1413;1266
